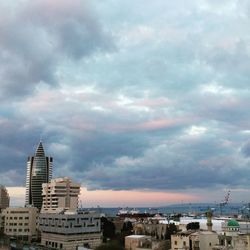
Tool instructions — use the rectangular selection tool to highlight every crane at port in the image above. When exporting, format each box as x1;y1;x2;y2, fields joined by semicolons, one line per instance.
219;190;230;215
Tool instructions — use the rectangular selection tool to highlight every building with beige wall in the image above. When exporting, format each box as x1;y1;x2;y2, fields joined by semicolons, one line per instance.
171;230;219;250
41;177;80;213
125;235;170;250
214;234;250;250
0;186;9;211
171;231;192;250
133;221;170;240
125;235;152;250
2;207;38;242
39;211;102;250
189;231;219;250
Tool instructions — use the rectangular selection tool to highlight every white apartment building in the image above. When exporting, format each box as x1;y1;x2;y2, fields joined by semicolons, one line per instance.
39;211;102;250
2;207;38;242
41;177;80;213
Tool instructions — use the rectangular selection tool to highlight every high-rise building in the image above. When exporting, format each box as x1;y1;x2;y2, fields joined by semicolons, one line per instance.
41;177;80;213
39;177;101;250
0;185;9;211
25;141;53;210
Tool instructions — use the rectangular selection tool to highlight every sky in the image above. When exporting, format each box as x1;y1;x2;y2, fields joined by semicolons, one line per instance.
1;0;250;207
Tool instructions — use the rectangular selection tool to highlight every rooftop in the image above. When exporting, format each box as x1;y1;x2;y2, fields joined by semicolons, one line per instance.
227;219;239;227
126;235;151;239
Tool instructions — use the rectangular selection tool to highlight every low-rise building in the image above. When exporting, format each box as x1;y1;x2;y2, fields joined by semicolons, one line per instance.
134;221;169;240
214;233;250;250
125;235;169;250
171;230;219;250
39;210;102;250
2;207;38;242
213;219;250;250
171;230;193;250
125;235;152;250
189;231;219;250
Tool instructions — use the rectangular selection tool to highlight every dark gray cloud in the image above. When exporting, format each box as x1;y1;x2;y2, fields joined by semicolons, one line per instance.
83;135;250;190
241;141;250;158
0;0;113;99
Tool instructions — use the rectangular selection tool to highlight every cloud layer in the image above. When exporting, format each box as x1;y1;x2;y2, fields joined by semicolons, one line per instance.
1;0;250;204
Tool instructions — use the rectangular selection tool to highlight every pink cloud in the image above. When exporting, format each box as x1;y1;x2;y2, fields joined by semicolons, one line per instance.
135;119;180;130
7;187;199;208
80;188;199;207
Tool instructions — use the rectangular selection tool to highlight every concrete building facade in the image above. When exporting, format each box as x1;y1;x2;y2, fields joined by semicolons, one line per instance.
38;211;102;250
2;207;38;242
41;177;80;213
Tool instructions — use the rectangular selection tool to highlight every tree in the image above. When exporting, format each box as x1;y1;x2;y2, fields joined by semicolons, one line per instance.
95;241;124;250
165;223;178;239
101;217;116;241
186;222;200;230
120;221;133;245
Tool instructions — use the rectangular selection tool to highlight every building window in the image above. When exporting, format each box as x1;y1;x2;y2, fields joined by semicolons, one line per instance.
175;241;177;245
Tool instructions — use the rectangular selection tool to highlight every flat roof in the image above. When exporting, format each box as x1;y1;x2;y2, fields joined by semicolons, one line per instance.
126;235;150;239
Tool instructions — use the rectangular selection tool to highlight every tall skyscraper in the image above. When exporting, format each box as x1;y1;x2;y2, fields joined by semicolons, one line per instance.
0;185;10;211
25;141;53;210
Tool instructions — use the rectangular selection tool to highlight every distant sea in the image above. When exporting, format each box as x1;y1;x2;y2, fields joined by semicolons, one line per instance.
84;203;248;217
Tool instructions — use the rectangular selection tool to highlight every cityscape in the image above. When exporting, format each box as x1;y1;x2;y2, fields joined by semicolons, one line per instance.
1;0;250;250
1;142;250;249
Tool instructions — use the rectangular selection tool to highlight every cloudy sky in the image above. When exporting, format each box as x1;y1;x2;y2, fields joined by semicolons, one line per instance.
1;0;250;207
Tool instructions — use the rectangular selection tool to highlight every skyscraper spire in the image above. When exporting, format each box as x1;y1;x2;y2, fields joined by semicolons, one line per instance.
35;141;45;157
25;141;53;210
